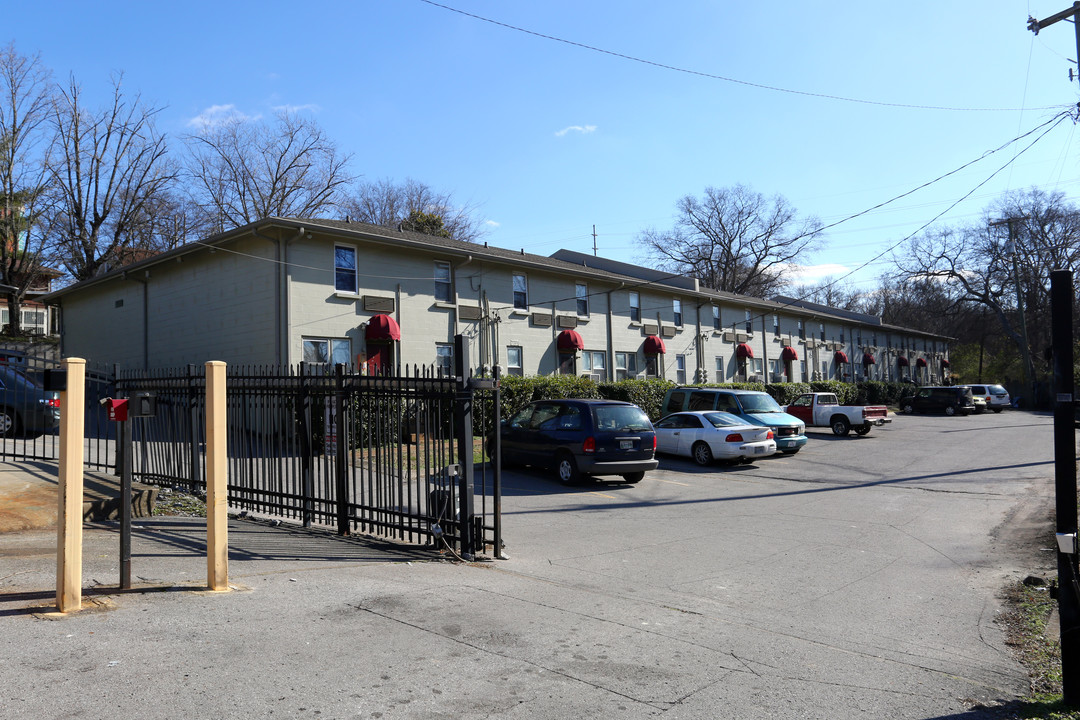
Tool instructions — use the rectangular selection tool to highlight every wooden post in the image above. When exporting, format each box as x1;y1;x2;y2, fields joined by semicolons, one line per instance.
205;361;228;591
56;358;86;613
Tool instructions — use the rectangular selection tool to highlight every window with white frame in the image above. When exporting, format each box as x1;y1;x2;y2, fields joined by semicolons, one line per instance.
513;273;528;310
675;354;686;384
21;309;45;330
798;320;805;339
819;323;825;341
771;359;782;380
582;350;606;381
773;314;779;336
800;360;807;379
506;346;523;376
334;245;357;293
752;358;763;377
303;338;351;365
712;305;720;330
629;291;640;322
434;261;452;303
821;360;828;377
744;309;752;333
435;344;454;375
673;298;683;326
714;355;724;381
576;283;589;316
615;352;637;380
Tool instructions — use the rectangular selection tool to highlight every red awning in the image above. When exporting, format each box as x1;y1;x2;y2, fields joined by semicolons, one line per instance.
780;346;798;362
834;351;849;364
736;342;754;359
941;358;950;368
915;357;928;368
862;352;876;365
643;335;666;355
365;314;400;341
897;356;909;367
557;329;585;352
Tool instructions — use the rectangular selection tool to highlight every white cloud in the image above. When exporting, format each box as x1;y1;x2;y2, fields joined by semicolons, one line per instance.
485;220;500;228
555;125;597;137
272;103;322;115
781;263;851;284
186;104;256;131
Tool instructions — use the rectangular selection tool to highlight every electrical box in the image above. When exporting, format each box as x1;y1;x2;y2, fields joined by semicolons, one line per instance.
104;398;129;422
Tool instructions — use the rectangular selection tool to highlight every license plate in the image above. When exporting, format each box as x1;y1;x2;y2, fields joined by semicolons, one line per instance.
754;446;764;454
619;440;633;450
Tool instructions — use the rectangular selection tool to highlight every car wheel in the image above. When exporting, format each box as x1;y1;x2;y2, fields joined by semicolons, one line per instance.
855;424;872;436
622;472;645;484
691;441;714;466
945;406;956;416
556;452;580;485
902;403;914;414
992;408;1003;414
0;408;20;437
831;417;851;436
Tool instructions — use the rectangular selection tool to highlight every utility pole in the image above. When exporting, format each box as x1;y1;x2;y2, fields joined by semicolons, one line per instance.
592;225;598;256
990;217;1036;406
1028;3;1080;87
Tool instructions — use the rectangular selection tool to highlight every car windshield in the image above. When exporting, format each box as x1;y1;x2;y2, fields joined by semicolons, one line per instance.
593;405;652;432
702;411;744;428
988;385;1007;394
738;394;783;413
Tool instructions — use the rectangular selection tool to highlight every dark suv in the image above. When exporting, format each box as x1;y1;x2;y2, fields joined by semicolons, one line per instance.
498;399;658;484
899;386;975;416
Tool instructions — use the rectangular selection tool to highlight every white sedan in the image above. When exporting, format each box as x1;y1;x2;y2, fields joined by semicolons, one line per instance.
654;411;777;466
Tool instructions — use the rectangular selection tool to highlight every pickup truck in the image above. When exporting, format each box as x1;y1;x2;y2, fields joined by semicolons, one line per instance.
784;392;891;436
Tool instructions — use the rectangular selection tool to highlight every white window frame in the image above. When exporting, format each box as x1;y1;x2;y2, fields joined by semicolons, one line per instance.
675;354;686;384
673;298;683;327
513;273;528;310
435;343;454;375
303;337;352;365
434;261;452;303
712;305;720;330
745;309;753;333
582;350;606;381
334;244;358;294
614;352;637;381
506;345;523;376
714;355;724;381
629;291;640;322
576;283;589;317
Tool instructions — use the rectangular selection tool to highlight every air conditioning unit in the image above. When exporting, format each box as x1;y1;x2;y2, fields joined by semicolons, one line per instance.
747;374;762;382
583;373;602;383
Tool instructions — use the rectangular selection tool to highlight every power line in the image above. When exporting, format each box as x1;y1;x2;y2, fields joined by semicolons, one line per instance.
418;0;1064;113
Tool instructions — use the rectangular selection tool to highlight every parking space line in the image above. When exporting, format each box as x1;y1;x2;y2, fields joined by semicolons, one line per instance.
653;478;691;487
587;490;617;499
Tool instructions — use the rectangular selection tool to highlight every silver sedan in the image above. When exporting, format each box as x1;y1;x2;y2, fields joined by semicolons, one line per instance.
654;411;777;466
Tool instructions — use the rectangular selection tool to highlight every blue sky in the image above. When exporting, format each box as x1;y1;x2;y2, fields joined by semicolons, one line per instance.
8;1;1079;291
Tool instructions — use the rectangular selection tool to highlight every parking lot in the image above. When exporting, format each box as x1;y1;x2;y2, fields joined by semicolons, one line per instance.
1;408;1064;719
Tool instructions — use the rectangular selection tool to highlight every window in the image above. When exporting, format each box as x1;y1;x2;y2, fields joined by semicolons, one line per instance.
714;355;724;381
798;320;805;340
773;315;779;336
615;352;637;380
629;291;640;322
819;323;825;341
675;354;686;384
435;344;453;375
745;309;753;333
752;358;763;376
673;299;683;326
506;346;523;376
303;338;351;365
582;351;606;381
771;359;782;379
513;273;528;310
334;245;357;293
434;261;451;303
712;305;720;330
576;283;589;316
800;360;807;379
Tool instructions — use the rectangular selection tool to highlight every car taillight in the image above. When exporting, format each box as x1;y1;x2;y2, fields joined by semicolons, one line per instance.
47;397;60;408
583;436;596;454
766;430;774;439
725;433;744;442
652;435;657;451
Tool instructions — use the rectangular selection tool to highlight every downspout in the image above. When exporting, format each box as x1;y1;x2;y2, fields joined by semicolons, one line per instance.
253;225;306;364
694;302;705;382
606;282;623;381
760;312;769;382
395;284;402;375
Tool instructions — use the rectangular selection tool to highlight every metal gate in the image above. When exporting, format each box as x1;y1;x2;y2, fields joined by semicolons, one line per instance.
115;336;502;558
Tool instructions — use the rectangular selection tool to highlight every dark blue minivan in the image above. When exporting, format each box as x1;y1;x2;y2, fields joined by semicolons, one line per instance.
499;399;658;484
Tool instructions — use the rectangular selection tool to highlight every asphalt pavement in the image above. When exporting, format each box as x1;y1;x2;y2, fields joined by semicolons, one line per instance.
0;410;1065;719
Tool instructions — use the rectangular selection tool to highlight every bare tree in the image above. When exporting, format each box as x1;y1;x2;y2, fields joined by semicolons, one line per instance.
45;74;178;281
786;277;867;312
0;44;54;335
637;184;823;297
341;177;488;243
185;110;354;232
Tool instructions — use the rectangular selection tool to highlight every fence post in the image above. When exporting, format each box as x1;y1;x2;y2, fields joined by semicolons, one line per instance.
298;362;314;528
334;363;350;536
187;363;201;494
113;363;124;478
453;335;476;559
56;357;86;613
205;361;228;591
